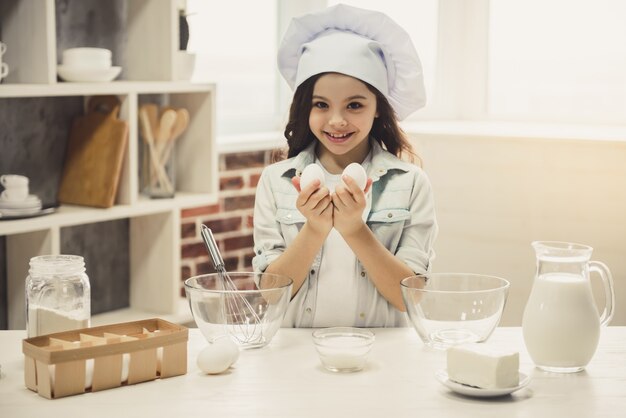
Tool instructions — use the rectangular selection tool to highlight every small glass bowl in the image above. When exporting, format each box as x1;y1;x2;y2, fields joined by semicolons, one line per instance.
312;327;375;372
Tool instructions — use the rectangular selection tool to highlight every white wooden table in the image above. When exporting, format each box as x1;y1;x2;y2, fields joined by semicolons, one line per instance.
1;327;624;417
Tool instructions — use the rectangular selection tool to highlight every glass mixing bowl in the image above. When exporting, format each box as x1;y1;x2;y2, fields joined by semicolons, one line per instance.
401;273;510;349
185;272;293;349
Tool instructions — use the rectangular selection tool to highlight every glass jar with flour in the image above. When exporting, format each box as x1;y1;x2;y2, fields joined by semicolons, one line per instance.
26;255;91;338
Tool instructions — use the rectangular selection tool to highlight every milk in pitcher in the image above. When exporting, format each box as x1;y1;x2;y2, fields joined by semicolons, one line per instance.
522;273;600;372
523;241;614;373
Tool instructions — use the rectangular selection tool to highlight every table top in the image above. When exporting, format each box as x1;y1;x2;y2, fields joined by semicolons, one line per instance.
1;327;625;417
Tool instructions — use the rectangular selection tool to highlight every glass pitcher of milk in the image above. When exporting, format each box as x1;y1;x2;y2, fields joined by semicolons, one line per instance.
522;241;615;373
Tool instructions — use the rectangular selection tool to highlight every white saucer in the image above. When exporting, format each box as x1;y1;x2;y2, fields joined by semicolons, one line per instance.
0;205;56;220
0;206;42;216
436;369;531;398
0;194;41;209
57;65;121;82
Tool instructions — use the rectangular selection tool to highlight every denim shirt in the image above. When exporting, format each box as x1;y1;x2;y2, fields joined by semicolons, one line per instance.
252;139;438;327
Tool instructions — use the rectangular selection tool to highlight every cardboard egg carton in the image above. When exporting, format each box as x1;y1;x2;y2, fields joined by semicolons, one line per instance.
22;318;188;399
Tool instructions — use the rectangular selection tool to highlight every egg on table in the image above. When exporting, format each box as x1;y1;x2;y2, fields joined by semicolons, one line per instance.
341;162;367;191
197;337;240;374
299;163;325;190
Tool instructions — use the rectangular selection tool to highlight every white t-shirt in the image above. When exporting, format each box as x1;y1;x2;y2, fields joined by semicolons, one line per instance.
312;155;371;327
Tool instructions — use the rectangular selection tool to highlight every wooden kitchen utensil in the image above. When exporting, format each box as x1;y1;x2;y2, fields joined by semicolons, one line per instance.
156;109;177;157
58;95;128;208
143;103;159;140
139;106;173;194
159;108;189;166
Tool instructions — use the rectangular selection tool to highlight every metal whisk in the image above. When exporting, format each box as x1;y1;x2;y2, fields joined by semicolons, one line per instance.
200;224;262;345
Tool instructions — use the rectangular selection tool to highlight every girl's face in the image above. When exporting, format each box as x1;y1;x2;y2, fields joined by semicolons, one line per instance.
309;73;377;167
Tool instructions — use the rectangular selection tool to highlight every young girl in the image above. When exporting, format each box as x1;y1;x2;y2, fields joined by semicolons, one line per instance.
253;4;438;327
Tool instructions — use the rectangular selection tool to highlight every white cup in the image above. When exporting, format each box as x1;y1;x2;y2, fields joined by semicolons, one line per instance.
0;174;29;201
0;41;8;80
1;174;29;188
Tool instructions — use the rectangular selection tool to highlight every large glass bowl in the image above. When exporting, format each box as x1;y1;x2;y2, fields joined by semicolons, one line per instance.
185;272;293;349
400;273;510;349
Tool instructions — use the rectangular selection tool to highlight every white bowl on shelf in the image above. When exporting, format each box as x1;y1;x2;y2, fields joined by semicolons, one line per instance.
62;47;112;68
175;51;196;81
57;65;121;82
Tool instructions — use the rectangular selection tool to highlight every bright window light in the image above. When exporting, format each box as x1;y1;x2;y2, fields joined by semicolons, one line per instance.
488;0;626;124
186;0;278;135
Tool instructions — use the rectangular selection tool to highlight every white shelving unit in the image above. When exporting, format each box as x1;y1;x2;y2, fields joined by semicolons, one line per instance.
0;0;217;329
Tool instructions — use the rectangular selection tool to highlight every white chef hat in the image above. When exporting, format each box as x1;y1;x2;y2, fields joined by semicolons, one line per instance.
278;4;426;120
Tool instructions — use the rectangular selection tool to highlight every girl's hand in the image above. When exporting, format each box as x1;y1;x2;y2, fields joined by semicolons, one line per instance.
292;176;333;237
331;175;373;236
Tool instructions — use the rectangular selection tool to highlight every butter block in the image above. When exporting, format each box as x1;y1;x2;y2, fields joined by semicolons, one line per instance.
447;343;519;389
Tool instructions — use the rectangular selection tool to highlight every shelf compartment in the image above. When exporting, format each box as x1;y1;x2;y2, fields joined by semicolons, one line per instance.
4;204;199;330
0;0;56;84
0;0;189;86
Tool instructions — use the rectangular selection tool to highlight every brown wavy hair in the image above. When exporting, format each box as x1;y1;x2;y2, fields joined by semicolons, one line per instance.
275;73;420;165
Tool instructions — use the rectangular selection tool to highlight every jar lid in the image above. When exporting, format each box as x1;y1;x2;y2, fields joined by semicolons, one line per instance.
29;255;85;275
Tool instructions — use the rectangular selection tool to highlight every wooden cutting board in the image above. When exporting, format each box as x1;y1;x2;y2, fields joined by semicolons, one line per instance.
58;95;128;208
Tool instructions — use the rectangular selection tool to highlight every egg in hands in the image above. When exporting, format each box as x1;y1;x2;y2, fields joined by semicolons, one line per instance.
299;163;326;190
341;162;367;191
299;163;368;191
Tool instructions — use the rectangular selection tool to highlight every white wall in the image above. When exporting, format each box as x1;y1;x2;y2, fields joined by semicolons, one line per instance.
411;132;626;326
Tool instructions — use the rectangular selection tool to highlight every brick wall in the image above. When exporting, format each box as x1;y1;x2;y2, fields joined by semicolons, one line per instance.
179;148;280;295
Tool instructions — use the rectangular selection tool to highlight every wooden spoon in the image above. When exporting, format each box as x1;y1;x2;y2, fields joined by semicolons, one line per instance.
139;107;173;193
159;108;189;166
156;109;177;158
142;103;159;141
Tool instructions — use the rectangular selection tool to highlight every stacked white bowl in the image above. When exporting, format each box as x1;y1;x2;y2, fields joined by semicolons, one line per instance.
57;47;121;82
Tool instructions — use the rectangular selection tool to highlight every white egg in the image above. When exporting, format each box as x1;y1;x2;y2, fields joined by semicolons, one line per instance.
197;338;239;375
300;163;325;190
121;353;130;382
342;162;367;190
218;337;240;365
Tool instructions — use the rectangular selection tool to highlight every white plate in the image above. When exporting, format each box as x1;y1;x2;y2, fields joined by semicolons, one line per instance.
436;369;531;398
57;65;121;82
0;206;42;216
0;205;56;221
0;194;41;209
